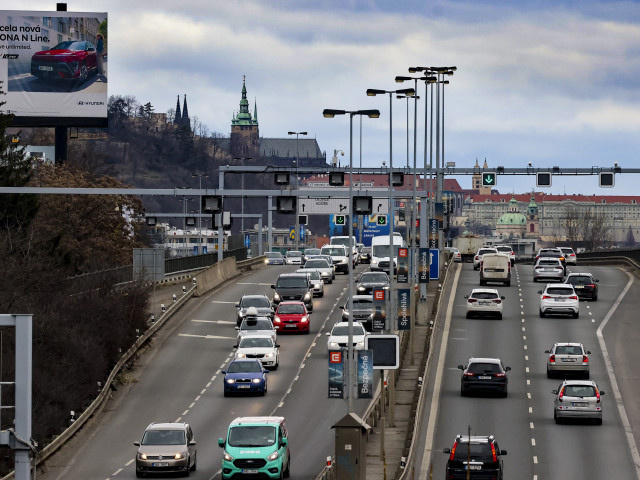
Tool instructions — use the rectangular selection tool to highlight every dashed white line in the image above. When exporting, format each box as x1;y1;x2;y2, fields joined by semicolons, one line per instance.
189;402;195;408
200;389;206;394
526;367;530;373
527;379;531;386
531;438;536;446
527;392;531;399
529;407;533;414
533;456;538;464
530;422;534;429
125;459;134;466
112;468;122;476
182;410;188;416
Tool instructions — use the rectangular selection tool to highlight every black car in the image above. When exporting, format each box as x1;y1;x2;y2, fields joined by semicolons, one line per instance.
564;272;599;301
271;273;314;311
235;294;274;326
359;246;372;264
443;434;507;480
458;357;510;397
340;295;374;331
355;271;389;295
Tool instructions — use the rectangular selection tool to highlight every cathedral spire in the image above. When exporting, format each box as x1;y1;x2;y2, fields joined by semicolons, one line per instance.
253;98;258;122
174;95;181;124
182;94;189;124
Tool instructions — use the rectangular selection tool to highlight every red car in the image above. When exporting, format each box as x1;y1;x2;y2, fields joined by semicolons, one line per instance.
273;301;310;334
31;40;98;83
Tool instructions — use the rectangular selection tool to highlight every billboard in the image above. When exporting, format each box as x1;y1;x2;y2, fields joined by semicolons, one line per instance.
328;351;344;399
0;10;108;126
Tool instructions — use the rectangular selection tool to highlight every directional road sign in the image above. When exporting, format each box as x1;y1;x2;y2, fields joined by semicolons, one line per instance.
482;172;496;187
298;197;388;215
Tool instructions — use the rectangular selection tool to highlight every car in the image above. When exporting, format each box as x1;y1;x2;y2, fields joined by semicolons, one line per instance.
299;258;333;284
545;342;591;378
341;295;374;331
359;246;372;264
355;271;390;295
218;416;290;480
264;251;285;265
235;316;278;344
559;246;577;265
533;257;565;282
321;245;350;273
302;247;321;263
473;247;498;270
315;254;337;279
552;379;605;424
284;250;304;265
326;321;367;352
458;357;511;397
442;434;507;480
235;295;274;326
465;288;505;319
234;335;280;369
534;248;567;271
479;253;511;286
445;246;462;263
273;301;311;333
31;40;99;84
538;283;580;318
222;358;269;396
494;244;515;266
271;272;314;310
296;268;324;296
134;422;197;477
564;272;599;301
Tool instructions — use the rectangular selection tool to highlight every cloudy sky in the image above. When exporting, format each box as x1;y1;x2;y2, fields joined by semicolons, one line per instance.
20;0;640;195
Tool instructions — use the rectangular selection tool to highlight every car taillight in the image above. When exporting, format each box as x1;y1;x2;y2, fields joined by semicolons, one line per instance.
463;372;475;377
467;298;477;303
449;441;458;461
542;295;552;299
494;372;506;377
569;295;578;300
493;299;502;304
549;354;555;363
583;355;589;363
596;389;601;402
558;387;564;402
491;442;497;462
586;284;595;288
480;261;484;267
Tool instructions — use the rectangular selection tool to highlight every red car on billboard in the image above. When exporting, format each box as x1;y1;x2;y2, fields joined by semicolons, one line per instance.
273;301;310;334
30;40;98;84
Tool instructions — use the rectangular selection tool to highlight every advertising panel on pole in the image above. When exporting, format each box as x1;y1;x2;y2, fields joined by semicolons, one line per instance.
430;248;440;280
357;350;373;399
244;233;250;248
372;289;386;331
418;248;430;284
397;247;408;283
429;218;439;249
0;10;108;127
328;350;344;399
397;288;410;330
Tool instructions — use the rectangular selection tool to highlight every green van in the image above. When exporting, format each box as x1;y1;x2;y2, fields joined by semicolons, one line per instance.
218;416;290;479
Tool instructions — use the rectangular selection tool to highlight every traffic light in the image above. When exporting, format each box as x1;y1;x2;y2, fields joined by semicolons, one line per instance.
276;196;296;213
377;215;387;226
329;172;345;186
536;172;552;187
398;208;405;222
353;196;373;215
335;215;346;225
599;172;614;188
298;214;308;225
391;172;404;186
481;172;496;187
274;172;290;185
202;195;223;213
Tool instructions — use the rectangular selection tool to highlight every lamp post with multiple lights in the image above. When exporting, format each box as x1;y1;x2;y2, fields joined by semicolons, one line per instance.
288;131;307;250
322;108;380;413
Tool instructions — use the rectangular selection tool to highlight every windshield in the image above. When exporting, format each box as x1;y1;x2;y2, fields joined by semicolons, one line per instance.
277;304;305;314
227;361;263;373
239;337;274;348
241;319;273;330
141;429;186;446
331;325;365;336
360;273;388;283
452;443;494;461
276;277;308;288
372;245;400;258
322;247;347;256
331;237;355;248
286;251;302;257
563;385;596;397
242;297;270;308
470;292;499;300
228;426;276;447
555;345;582;355
467;363;502;374
51;41;87;51
266;252;282;259
352;299;373;308
566;276;592;285
306;271;321;280
546;287;574;296
304;249;321;255
306;260;329;268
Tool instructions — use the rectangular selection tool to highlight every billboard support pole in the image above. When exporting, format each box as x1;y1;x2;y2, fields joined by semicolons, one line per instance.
54;127;67;165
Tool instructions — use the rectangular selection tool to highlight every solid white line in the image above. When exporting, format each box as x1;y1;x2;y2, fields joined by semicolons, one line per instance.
178;333;236;340
596;270;640;479
236;282;273;285
419;266;462;480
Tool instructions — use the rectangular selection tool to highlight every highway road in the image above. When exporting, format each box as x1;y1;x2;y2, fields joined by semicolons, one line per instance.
38;263;371;480
415;262;640;480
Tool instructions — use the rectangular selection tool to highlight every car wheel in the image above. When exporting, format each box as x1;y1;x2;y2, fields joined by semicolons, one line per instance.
583;371;590;380
573;311;579;319
191;457;197;471
136;473;144;478
497;313;502;320
595;418;603;425
505;280;511;287
466;312;472;319
183;460;191;476
554;412;561;424
479;279;486;286
533;278;537;282
502;388;508;398
284;456;291;478
593;295;598;301
539;310;545;318
272;362;278;371
320;291;324;297
78;63;88;83
546;368;553;378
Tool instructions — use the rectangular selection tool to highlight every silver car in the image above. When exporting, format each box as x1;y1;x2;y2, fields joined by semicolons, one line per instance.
296;268;324;297
552;380;605;424
134;422;197;477
545;342;591;378
533;258;565;282
303;258;334;283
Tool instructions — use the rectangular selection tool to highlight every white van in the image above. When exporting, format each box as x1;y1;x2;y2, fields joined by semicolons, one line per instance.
370;234;405;272
479;253;511;286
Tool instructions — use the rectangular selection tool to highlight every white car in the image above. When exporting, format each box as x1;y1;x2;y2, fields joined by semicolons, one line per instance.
494;245;515;266
538;284;579;318
234;335;280;369
235;316;278;343
326;321;367;351
559;247;577;265
465;288;505;319
296;268;324;297
284;250;303;265
321;245;350;274
298;259;333;284
545;342;591;378
473;247;498;270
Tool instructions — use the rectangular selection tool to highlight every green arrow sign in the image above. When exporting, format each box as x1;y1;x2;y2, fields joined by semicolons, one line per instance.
335;215;346;225
482;172;496;187
377;215;387;225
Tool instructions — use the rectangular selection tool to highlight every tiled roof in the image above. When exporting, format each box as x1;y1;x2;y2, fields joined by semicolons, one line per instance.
469;193;640;204
260;138;323;159
303;173;463;192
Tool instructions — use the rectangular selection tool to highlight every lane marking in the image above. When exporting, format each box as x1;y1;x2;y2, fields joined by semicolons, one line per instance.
112;468;122;476
125;459;134;466
236;282;273;285
192;319;236;325
531;438;536;446
210;300;237;304
595;270;640;479
179;333;236;340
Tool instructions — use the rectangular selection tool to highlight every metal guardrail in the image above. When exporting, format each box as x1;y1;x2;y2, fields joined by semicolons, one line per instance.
1;284;198;480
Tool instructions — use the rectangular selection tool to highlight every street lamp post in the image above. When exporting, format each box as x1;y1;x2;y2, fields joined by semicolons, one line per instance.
234;157;252;254
192;173;209;254
322;108;380;414
288;131;308;250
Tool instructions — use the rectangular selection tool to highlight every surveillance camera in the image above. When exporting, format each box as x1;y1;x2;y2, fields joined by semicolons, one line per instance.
341;151;344;156
528;162;532;167
614;162;618;166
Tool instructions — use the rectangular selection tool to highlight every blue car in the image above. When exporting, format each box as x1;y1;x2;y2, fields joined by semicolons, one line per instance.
265;251;285;265
222;359;269;396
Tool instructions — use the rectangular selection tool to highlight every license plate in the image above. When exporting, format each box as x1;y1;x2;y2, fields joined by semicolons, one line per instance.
479;301;490;306
242;469;259;474
152;462;169;467
237;385;250;389
554;298;565;302
561;358;576;362
572;402;587;407
39;66;53;71
575;285;584;289
285;324;297;328
466;465;481;470
478;376;491;380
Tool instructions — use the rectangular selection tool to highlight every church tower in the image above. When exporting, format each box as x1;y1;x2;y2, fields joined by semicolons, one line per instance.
174;95;181;125
526;195;540;237
182;94;189;126
230;76;259;158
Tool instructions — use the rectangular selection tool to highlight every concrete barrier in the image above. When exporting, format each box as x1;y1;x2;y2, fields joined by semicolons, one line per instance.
194;257;240;297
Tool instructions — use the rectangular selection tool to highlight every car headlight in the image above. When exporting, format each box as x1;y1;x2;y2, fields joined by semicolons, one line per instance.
236;353;246;358
274;292;281;301
226;378;235;384
274;315;281;323
252;378;262;384
356;341;365;347
174;452;186;460
357;286;366;292
264;352;274;358
238;311;246;317
139;453;148;460
304;292;311;300
223;451;234;462
329;341;339;347
301;316;309;323
267;450;279;461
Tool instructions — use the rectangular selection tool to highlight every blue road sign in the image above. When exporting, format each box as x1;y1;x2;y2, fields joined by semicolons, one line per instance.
430;248;439;280
244;233;250;248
